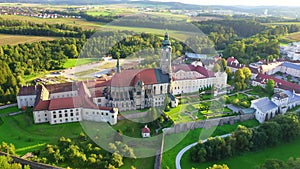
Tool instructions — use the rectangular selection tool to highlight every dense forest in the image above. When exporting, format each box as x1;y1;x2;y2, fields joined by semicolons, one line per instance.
0;37;85;104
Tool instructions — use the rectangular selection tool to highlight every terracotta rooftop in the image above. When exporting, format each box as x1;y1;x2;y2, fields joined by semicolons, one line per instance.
18;85;41;96
172;64;215;78
84;77;112;88
48;97;82;111
45;82;76;94
142;126;151;133
110;68;170;87
226;56;238;63
39;96;113;112
34;100;50;111
111;69;141;87
255;73;300;93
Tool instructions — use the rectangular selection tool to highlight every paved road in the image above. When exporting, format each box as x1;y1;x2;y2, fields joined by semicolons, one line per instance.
175;133;232;169
60;58;139;79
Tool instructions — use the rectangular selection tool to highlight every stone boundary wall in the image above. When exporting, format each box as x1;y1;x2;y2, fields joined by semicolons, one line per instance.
163;114;254;135
0;103;17;110
0;151;64;169
117;112;148;120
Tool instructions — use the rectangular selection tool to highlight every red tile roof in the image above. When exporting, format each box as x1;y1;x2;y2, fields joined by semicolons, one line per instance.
48;97;82;110
142;127;150;133
44;96;113;112
84;78;112;88
18;85;41;96
110;69;141;87
172;64;215;77
131;69;158;85
34;100;50;111
45;82;76;93
256;73;300;93
226;56;238;63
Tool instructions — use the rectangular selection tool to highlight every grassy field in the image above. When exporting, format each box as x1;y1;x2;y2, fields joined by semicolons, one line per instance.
181;136;300;169
0;34;58;46
0;14;198;40
22;70;49;82
0;15;103;30
284;31;300;41
63;58;100;68
161;119;259;169
266;22;300;25
0;107;83;155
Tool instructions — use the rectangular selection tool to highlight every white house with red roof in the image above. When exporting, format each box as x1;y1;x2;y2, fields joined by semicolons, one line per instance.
142;125;151;138
32;83;118;125
226;56;245;73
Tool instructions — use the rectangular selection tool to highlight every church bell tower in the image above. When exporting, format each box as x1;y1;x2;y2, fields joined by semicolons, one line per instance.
160;32;172;75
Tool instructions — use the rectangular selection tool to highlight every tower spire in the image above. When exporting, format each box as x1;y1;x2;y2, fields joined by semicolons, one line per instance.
116;56;121;73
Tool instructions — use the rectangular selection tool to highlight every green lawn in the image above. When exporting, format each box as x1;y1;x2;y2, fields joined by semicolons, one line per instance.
0;107;83;155
181;136;300;169
246;88;269;98
63;58;100;68
0;106;19;114
165;104;200;124
161;119;259;169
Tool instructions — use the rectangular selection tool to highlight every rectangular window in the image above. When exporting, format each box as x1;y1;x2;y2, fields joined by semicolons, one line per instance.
53;115;57;118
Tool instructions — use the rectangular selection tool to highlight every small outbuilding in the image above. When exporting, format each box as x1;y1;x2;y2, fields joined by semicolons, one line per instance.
142;125;151;138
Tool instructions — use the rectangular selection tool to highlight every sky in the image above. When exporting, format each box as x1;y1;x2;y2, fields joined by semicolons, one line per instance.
151;0;300;7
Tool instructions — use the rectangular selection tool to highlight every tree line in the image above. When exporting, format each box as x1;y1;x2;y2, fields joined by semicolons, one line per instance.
30;133;136;169
0;17;94;38
190;113;300;163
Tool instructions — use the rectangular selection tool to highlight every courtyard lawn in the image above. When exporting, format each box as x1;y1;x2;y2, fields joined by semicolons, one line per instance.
0;107;83;155
181;136;300;169
161;119;259;169
165;104;200;124
246;87;270;98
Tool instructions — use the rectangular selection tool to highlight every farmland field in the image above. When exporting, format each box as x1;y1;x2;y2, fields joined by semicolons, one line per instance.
0;34;58;46
285;31;300;41
0;15;103;30
0;13;193;39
